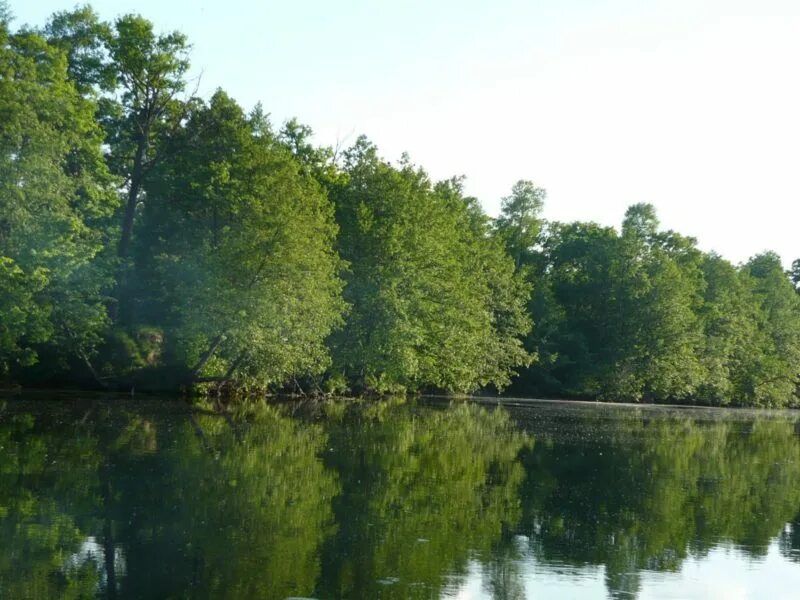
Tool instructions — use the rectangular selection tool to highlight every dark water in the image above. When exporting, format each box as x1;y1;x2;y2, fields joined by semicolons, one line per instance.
1;395;800;599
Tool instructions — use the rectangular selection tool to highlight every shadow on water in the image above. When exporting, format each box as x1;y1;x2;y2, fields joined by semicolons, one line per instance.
1;394;800;599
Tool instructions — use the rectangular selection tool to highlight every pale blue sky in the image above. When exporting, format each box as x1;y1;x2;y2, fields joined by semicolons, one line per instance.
13;0;800;265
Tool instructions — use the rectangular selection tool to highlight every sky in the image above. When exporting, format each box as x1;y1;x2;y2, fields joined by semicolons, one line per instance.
14;0;800;265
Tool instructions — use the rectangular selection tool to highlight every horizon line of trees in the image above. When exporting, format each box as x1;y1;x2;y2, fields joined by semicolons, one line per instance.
2;4;800;407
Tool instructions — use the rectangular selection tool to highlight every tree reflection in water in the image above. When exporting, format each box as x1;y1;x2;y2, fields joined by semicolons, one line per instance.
0;398;799;599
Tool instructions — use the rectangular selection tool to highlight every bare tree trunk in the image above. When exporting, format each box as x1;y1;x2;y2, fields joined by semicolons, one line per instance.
79;348;109;389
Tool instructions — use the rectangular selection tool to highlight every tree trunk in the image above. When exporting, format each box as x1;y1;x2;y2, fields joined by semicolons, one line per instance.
79;348;109;389
118;135;146;262
110;133;147;323
189;334;225;380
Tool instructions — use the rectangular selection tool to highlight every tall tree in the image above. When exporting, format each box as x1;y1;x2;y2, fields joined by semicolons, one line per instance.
134;91;346;387
105;15;189;259
695;253;759;404
512;204;709;402
790;258;800;292
327;139;531;393
494;179;546;269
533;221;621;397
104;15;190;321
0;14;117;376
736;252;800;406
43;9;192;322
43;5;113;95
607;205;705;400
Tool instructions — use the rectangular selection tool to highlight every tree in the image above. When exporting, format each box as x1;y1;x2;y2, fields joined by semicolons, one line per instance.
693;253;758;404
0;16;117;377
512;204;709;402
327;140;531;393
134;91;346;387
43;9;193;322
43;5;113;95
607;209;705;401
533;221;620;397
735;252;800;406
104;15;191;321
791;258;800;292
494;179;546;269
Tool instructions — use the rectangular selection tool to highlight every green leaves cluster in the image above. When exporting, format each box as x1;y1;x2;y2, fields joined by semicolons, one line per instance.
2;4;799;404
328;141;531;393
136;90;347;387
0;12;117;375
501;190;800;406
0;6;530;394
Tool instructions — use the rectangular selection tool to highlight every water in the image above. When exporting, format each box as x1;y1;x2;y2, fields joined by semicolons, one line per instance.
1;394;800;599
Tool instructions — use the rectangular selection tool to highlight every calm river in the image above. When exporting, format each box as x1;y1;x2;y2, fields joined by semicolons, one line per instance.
1;394;799;599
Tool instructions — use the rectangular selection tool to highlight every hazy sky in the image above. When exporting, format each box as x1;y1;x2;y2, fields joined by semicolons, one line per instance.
15;0;800;265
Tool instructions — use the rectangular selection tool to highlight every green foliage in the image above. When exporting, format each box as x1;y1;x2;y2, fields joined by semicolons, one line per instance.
695;253;758;403
0;258;50;371
494;179;546;268
96;327;163;378
504;197;800;406
2;5;799;403
10;7;536;394
43;5;114;94
136;91;346;387
0;19;117;376
102;12;190;190
605;211;705;400
737;253;800;406
328;140;531;393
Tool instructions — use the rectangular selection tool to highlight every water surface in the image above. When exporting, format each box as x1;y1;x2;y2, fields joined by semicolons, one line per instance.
1;394;799;599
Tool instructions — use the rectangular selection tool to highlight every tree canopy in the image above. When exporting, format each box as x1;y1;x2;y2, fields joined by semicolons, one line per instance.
501;195;800;407
1;5;799;405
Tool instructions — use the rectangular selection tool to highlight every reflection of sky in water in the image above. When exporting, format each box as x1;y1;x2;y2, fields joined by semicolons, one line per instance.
64;536;126;592
446;539;800;599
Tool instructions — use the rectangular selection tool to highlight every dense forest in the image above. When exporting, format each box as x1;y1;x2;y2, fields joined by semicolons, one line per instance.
2;5;800;406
